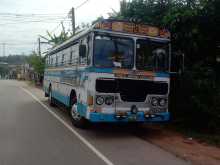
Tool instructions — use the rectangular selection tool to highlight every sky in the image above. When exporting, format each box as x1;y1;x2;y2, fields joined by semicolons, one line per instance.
0;0;120;56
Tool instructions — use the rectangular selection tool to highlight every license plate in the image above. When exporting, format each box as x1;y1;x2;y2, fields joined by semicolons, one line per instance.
128;115;137;121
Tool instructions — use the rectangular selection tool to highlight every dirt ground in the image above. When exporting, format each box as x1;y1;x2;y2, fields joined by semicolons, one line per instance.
137;125;220;165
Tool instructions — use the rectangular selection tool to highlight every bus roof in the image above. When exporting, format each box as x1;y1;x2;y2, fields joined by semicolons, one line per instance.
48;27;93;55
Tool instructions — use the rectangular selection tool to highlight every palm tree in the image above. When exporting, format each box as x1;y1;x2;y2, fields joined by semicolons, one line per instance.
40;22;70;46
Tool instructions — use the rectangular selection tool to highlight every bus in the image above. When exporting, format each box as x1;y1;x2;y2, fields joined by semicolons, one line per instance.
43;19;173;128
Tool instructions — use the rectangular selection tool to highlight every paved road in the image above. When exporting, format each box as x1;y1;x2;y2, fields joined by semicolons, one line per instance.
0;80;190;165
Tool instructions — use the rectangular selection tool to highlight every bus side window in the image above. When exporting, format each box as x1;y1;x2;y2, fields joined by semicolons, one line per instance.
65;48;70;66
70;42;79;65
51;57;53;67
56;55;58;66
57;53;61;66
79;37;88;65
59;52;63;66
87;34;92;65
61;54;64;65
69;51;73;65
48;56;50;67
47;58;49;67
53;55;55;67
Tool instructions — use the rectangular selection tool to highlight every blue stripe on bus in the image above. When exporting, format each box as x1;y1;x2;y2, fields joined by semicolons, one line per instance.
77;103;87;117
89;112;170;123
155;72;170;78
44;67;170;78
52;90;70;106
86;67;113;73
51;89;88;117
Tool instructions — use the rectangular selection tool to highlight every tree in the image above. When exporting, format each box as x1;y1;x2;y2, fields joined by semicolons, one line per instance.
27;51;45;75
40;30;70;46
0;55;27;65
41;22;91;46
0;65;9;77
40;21;71;46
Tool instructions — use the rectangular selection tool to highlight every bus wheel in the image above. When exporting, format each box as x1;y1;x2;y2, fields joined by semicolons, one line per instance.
70;104;88;129
48;88;55;106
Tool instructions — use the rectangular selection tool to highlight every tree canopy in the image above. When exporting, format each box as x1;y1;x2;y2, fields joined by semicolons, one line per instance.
26;52;45;75
0;55;27;65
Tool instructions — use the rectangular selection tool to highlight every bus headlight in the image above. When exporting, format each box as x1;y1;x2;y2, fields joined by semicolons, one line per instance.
105;96;114;105
96;96;104;105
159;98;167;107
151;97;158;106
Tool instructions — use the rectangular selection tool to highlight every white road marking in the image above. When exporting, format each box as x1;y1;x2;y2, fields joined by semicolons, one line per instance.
20;87;114;165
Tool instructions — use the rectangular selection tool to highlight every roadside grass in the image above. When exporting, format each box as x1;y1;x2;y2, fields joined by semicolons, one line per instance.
26;80;43;89
27;80;35;86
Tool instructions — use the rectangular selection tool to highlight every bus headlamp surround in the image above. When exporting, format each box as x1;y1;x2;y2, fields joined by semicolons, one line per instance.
151;97;158;106
96;96;104;105
150;97;167;107
159;98;167;106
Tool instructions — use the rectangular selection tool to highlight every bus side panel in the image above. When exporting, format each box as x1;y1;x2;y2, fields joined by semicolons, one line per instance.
47;68;87;109
43;70;50;96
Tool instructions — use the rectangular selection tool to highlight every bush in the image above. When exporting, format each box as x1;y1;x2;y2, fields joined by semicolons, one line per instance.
171;64;220;133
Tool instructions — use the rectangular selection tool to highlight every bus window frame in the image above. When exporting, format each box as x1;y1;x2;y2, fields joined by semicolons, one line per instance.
92;32;135;69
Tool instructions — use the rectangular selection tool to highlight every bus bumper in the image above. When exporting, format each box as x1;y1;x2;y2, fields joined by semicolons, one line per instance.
89;112;170;123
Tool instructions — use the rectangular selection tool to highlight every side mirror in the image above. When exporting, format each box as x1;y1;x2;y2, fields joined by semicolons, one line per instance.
171;52;185;75
79;44;87;58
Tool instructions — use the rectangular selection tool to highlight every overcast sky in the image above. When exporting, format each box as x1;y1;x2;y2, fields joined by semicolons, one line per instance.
0;0;120;56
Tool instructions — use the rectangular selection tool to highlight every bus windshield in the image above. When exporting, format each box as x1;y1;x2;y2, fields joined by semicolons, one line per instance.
136;39;169;72
94;34;134;68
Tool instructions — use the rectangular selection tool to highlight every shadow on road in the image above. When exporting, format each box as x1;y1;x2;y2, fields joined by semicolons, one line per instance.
42;99;161;140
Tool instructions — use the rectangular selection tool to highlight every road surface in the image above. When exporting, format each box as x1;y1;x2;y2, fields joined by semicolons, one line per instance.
0;80;190;165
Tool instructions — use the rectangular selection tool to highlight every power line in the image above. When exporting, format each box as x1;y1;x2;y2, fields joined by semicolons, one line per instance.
0;43;37;45
0;15;65;18
0;19;71;26
0;17;68;21
0;12;66;16
0;12;69;27
45;0;90;35
50;15;70;34
0;1;91;49
75;0;90;10
50;22;62;33
0;15;71;21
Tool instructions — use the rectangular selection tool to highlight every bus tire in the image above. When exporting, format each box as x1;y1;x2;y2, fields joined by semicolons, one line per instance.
70;104;89;129
48;87;55;107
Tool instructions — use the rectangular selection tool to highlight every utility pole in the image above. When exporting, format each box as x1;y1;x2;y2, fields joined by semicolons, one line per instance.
38;37;41;56
71;7;75;35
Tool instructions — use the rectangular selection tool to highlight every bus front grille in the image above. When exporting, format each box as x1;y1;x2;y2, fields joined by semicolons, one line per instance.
96;78;168;102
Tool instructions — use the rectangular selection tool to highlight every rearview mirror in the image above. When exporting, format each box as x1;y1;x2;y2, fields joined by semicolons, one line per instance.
79;44;87;58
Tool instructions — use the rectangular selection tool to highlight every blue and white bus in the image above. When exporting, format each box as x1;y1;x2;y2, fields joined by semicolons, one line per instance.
43;19;172;128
